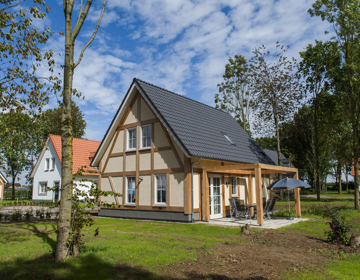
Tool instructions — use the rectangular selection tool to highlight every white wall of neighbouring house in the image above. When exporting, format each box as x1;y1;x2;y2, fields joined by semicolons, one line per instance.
32;141;61;201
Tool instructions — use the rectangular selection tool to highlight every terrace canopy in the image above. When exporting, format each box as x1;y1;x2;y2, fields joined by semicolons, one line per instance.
201;163;301;225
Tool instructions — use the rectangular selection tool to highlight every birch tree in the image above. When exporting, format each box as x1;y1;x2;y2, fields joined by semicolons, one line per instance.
56;0;106;261
215;55;251;133
249;43;304;166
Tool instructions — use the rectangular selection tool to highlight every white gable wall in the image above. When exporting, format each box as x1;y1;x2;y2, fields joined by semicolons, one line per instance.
32;140;61;201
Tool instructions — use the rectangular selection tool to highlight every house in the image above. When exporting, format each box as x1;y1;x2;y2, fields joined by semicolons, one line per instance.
0;171;8;201
31;134;100;201
262;149;294;168
91;78;301;225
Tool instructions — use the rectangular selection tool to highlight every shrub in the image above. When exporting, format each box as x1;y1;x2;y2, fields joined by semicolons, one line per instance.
25;208;33;221
11;209;22;222
46;209;51;219
323;206;352;245
0;212;2;222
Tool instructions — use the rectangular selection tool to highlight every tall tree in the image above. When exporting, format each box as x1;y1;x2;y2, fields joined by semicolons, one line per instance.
39;100;86;145
0;0;59;114
309;0;360;209
215;55;251;133
56;0;106;261
249;43;304;165
298;40;341;200
0;113;37;199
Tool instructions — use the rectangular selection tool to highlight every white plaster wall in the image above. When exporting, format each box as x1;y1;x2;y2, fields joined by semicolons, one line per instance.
126;154;136;171
193;173;199;209
105;156;123;173
239;178;247;203
141;98;156;121
32;141;61;201
140;153;151;170
123;98;138;124
170;173;184;207
112;130;124;154
154;122;169;148
154;150;179;169
139;175;151;206
74;175;98;200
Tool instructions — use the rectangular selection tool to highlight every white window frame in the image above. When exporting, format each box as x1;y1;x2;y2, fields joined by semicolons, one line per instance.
127;127;137;151
39;181;47;195
125;176;136;205
231;176;238;197
140;124;151;149
45;158;50;171
51;157;55;170
154;174;167;206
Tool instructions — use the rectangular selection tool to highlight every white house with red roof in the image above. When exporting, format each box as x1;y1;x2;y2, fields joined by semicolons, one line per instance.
31;134;100;201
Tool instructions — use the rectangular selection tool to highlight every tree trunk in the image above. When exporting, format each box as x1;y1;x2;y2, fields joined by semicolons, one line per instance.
274;112;282;166
353;122;359;210
337;161;342;195
11;176;15;200
345;165;349;192
314;97;320;201
55;3;74;262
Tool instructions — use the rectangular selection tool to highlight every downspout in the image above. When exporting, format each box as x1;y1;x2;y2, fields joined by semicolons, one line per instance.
191;158;201;223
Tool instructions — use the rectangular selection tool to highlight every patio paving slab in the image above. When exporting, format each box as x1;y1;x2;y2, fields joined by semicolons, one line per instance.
197;216;309;229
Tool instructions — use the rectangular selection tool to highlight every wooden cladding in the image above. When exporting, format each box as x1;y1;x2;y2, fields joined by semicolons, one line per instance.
102;168;183;178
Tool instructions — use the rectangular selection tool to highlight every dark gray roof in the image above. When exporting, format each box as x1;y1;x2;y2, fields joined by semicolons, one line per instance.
135;79;275;165
263;149;293;167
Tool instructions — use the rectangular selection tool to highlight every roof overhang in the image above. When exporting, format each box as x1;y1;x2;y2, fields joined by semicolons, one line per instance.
0;171;8;183
203;163;298;175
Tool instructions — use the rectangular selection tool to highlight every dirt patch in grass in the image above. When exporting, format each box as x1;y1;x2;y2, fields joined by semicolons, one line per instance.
162;229;360;279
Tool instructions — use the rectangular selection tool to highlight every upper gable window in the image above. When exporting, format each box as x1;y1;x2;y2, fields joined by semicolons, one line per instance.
45;158;50;171
51;158;55;170
141;125;151;149
221;132;235;145
127;127;137;150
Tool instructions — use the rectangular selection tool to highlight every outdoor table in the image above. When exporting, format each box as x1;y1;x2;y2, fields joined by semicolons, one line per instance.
245;204;256;219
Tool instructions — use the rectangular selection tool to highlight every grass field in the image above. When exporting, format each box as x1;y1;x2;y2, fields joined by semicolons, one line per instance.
0;193;359;279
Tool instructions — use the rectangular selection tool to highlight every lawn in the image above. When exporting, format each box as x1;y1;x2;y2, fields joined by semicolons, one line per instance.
0;194;360;279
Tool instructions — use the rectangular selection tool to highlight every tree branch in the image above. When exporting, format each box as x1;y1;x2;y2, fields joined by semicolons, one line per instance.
74;0;107;69
71;0;92;42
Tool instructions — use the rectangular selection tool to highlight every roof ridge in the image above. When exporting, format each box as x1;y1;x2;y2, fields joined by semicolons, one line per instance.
49;134;101;143
134;78;230;115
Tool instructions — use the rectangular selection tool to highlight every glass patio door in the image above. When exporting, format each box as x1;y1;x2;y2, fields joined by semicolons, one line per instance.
209;176;223;219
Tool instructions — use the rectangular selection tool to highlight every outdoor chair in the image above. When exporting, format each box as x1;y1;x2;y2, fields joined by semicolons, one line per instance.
235;199;250;220
263;199;271;220
253;197;268;219
265;198;278;220
229;198;237;218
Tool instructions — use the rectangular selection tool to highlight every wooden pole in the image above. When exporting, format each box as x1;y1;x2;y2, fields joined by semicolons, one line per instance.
294;171;301;217
247;175;253;214
203;170;210;221
255;165;263;225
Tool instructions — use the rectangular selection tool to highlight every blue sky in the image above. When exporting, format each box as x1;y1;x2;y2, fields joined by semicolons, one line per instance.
13;0;335;184
41;0;332;141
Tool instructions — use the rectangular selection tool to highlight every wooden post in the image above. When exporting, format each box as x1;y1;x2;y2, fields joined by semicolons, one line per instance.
255;165;263;225
98;161;102;203
247;175;253;215
294;171;301;217
222;175;226;217
203;170;210;221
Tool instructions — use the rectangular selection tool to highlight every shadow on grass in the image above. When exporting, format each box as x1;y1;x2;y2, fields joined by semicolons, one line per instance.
0;253;270;280
20;222;57;251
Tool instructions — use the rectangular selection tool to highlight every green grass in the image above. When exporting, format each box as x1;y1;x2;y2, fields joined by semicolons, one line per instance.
1;195;360;279
0;219;244;279
284;254;360;279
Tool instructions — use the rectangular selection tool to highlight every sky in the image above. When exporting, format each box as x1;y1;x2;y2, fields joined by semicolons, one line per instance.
11;0;336;184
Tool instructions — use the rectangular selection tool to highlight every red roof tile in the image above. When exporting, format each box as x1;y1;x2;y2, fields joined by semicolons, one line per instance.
49;134;100;176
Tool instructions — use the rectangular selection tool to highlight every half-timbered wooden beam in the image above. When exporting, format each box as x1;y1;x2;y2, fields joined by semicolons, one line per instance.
255;166;264;225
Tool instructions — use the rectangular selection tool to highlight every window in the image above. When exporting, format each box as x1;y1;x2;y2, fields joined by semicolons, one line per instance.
141;125;151;148
39;182;47;194
51;158;55;170
127;128;137;150
221;132;236;145
155;175;167;205
231;176;238;196
126;176;136;204
45;158;50;171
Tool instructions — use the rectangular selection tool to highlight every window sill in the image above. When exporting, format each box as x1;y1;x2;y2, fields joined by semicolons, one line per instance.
139;147;151;151
232;195;239;198
124;203;136;207
50;169;55;171
125;149;137;153
153;204;167;208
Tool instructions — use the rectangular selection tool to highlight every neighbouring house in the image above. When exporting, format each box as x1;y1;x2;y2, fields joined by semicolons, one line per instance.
91;78;301;225
0;171;8;201
31;134;100;201
262;149;294;168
